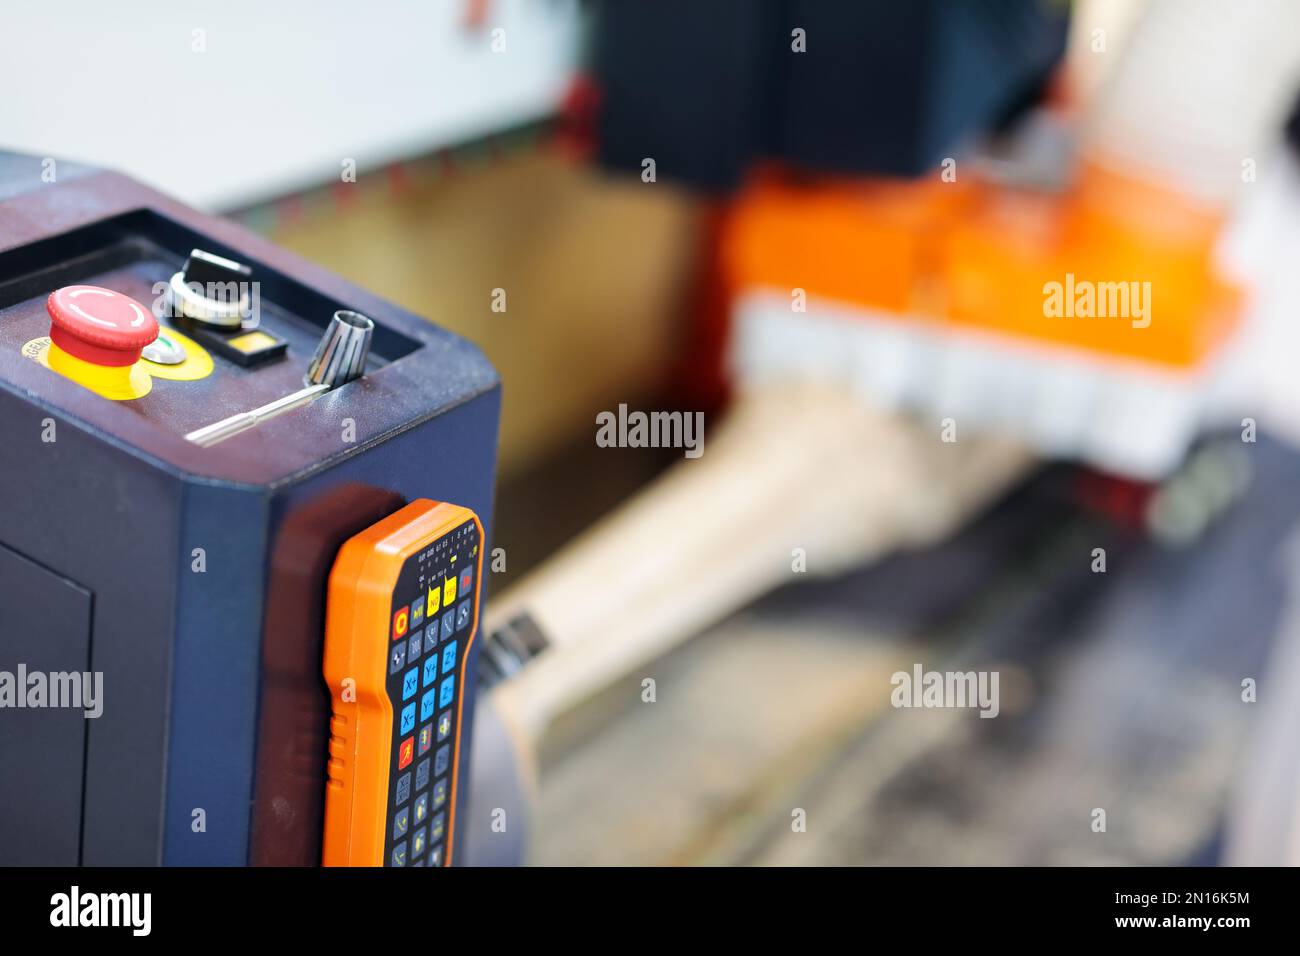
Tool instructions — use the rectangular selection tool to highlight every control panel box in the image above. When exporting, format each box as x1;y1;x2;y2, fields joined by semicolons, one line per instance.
0;152;500;865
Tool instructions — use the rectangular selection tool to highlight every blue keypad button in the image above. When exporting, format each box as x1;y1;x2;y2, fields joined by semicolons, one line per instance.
389;643;406;674
420;688;437;722
455;599;472;632
395;772;411;805
391;841;407;867
401;667;419;700
399;702;416;736
422;655;438;687
438;674;455;709
393;805;410;839
434;743;450;777
437;710;452;742
416;757;431;790
407;631;423;663
441;640;458;676
440;609;455;642
432;778;448;809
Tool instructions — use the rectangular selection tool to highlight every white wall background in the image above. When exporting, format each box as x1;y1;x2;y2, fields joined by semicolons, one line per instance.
0;0;582;210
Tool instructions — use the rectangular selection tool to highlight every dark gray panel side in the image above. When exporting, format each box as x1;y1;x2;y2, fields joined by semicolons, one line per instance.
0;543;93;865
0;386;182;864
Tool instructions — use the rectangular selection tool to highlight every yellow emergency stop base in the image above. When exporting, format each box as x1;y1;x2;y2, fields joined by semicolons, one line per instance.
22;326;213;401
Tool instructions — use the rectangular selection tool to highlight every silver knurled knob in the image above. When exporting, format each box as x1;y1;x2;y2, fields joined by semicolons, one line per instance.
306;310;374;387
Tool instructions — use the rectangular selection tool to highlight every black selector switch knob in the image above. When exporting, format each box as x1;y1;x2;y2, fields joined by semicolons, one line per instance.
184;249;252;290
167;248;288;367
168;248;254;329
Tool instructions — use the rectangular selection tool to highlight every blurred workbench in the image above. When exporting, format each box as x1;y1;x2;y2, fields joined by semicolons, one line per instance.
527;437;1297;865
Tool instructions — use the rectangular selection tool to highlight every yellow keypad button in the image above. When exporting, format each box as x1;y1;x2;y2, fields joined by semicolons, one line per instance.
427;583;441;615
443;575;457;605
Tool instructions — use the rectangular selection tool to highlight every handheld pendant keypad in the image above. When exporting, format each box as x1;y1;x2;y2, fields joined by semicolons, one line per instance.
322;500;483;866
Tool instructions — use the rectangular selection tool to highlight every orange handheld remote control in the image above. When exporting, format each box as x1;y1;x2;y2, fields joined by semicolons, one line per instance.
322;500;484;867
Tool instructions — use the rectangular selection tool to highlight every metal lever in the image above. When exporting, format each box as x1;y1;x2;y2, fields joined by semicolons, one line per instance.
185;310;374;447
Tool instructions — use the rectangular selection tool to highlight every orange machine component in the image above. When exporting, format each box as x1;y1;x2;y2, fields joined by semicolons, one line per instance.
322;499;484;867
724;172;973;315
941;160;1241;369
723;161;1241;371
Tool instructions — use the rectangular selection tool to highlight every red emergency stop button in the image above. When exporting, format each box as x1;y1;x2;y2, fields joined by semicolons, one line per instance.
46;285;159;367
